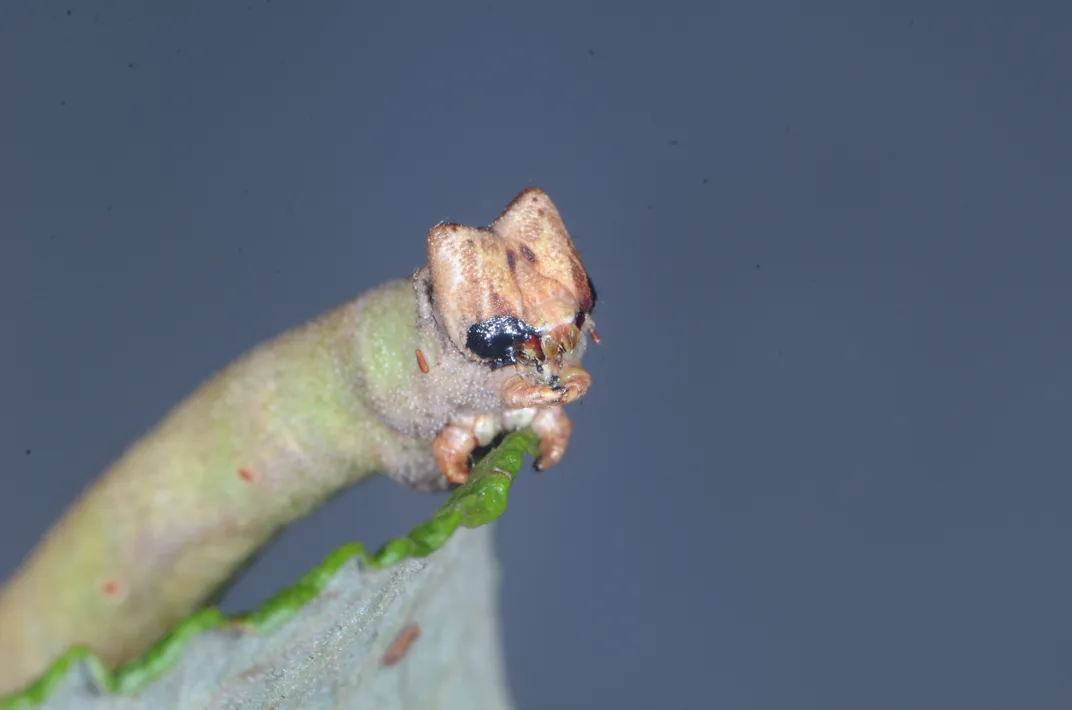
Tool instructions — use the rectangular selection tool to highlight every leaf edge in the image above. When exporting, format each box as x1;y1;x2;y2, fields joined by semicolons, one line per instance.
0;429;538;709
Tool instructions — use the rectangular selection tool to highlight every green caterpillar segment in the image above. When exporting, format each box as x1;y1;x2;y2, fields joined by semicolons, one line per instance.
0;280;430;692
0;430;536;709
0;186;598;701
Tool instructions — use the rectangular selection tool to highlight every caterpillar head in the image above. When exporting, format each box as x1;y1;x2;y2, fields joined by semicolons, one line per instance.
426;187;598;407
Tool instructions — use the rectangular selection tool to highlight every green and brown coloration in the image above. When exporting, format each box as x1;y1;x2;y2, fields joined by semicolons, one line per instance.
0;430;537;708
0;188;598;697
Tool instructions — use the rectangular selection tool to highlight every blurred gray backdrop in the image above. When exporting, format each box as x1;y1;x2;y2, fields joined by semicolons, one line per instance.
3;1;1071;708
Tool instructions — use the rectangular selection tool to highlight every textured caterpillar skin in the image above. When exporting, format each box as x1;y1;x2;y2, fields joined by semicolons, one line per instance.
0;187;597;695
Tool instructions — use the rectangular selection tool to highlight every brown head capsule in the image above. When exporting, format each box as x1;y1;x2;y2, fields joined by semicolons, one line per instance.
425;187;598;405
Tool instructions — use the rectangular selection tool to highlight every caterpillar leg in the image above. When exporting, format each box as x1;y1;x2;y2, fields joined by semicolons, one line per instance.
499;368;591;408
432;413;501;485
431;405;573;483
527;406;572;471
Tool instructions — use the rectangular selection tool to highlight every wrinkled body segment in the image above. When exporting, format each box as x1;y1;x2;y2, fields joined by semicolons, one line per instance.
0;187;598;695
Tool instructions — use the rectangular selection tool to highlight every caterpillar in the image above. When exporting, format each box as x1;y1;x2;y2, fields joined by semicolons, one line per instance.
0;187;598;695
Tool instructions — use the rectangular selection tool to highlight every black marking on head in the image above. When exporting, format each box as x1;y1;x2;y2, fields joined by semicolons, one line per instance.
465;314;540;368
586;274;597;312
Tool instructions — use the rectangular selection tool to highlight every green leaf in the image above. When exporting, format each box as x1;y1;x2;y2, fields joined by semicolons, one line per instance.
0;430;537;709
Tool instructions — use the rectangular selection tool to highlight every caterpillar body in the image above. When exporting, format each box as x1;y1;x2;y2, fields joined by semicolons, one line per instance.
0;187;598;695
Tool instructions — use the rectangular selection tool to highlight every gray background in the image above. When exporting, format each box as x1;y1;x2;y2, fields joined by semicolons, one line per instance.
3;1;1070;708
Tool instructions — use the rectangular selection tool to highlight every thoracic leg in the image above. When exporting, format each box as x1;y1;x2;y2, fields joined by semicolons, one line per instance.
529;406;572;471
432;405;571;483
500;368;592;409
432;413;500;485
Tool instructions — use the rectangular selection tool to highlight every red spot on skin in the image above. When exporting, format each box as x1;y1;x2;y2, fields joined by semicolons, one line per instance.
415;349;430;374
238;467;256;483
381;623;421;666
102;580;122;597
